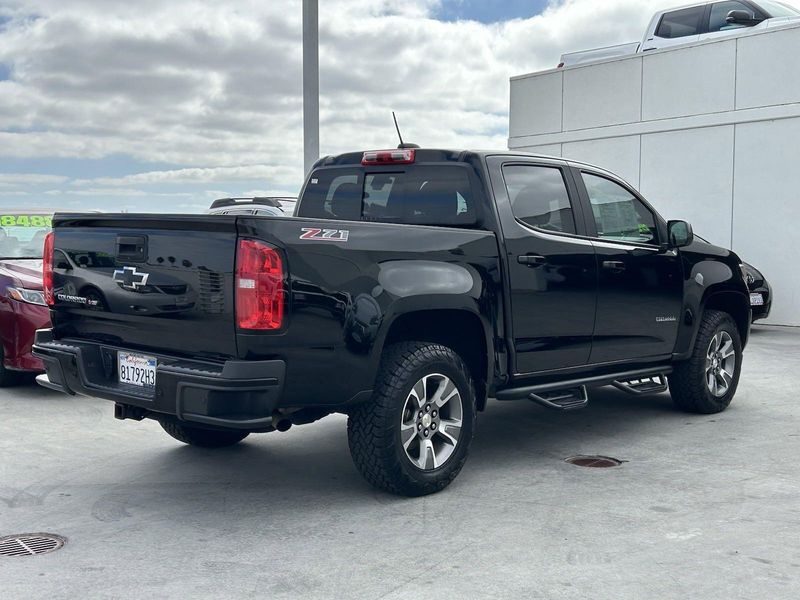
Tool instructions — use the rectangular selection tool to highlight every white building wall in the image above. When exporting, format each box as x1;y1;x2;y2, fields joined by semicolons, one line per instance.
509;23;800;326
562;136;641;189
562;58;643;130
733;119;800;321
640;126;735;248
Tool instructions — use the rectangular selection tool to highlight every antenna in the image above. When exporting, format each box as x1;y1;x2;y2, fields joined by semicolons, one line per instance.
392;111;404;147
392;112;420;150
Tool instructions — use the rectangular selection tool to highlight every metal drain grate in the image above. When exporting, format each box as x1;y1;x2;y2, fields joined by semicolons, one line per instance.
0;533;66;557
565;455;623;468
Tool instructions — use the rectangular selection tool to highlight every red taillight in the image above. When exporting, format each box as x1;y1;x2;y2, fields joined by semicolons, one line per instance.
43;231;55;306
361;149;415;166
235;239;285;330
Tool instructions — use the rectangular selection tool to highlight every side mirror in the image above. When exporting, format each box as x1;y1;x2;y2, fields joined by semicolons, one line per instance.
667;220;694;248
726;9;761;25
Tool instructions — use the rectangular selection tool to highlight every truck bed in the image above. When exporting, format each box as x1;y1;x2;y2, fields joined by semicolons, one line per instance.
559;41;640;67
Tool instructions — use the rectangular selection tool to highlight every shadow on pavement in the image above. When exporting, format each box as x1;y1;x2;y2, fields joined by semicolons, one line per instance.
124;386;684;505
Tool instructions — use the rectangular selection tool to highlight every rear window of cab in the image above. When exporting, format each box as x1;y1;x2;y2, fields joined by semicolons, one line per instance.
297;166;477;227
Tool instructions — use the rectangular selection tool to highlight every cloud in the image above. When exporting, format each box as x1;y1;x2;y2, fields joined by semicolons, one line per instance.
0;172;68;184
44;187;197;198
1;0;798;209
71;164;296;187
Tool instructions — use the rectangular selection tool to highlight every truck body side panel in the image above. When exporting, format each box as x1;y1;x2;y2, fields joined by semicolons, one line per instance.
236;216;502;407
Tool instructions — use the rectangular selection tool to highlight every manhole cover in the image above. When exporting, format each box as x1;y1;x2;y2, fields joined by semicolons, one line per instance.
565;455;623;468
0;533;66;557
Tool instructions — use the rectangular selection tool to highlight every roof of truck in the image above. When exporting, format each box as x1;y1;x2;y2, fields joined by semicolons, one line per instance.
315;147;618;176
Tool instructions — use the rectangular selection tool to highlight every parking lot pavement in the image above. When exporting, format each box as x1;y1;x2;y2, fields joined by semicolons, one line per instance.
0;325;798;599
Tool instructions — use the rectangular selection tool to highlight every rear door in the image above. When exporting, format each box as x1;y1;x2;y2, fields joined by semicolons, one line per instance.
51;215;238;360
572;169;683;364
642;5;706;51
487;156;597;374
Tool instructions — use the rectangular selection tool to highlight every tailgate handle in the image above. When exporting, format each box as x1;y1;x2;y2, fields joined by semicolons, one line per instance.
116;235;147;262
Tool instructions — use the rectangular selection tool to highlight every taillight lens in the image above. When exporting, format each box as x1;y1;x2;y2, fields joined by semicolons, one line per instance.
235;239;285;330
361;149;415;165
43;231;55;306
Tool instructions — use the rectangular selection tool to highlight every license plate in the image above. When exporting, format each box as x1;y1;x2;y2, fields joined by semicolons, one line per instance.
749;293;764;306
118;351;157;388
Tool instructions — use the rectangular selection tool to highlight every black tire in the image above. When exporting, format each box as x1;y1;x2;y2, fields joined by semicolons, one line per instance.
0;346;21;387
159;420;249;448
669;310;742;414
347;342;477;497
0;364;18;387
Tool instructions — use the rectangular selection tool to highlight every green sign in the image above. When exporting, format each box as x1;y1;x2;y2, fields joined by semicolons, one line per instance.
0;215;53;227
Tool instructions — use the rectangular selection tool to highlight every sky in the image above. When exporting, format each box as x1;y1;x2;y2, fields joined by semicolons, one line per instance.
0;0;797;213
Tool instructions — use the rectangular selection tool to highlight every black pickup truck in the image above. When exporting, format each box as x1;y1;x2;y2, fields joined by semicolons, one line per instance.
34;148;751;496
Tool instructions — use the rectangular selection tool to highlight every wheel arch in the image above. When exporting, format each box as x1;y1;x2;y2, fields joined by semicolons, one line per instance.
379;307;492;411
702;290;750;347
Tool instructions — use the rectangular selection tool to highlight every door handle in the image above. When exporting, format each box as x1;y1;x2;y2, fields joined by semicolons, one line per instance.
602;260;626;272
517;254;546;267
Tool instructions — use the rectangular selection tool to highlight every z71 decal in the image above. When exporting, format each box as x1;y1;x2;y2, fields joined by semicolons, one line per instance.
299;228;350;242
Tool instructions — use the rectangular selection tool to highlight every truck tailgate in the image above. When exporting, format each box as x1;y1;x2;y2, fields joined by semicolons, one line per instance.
50;214;238;360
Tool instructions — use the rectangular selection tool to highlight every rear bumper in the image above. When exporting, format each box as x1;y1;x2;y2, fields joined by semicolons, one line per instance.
32;329;285;430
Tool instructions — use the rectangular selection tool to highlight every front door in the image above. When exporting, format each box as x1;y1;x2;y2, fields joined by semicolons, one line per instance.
575;170;683;363
490;158;597;374
698;1;761;42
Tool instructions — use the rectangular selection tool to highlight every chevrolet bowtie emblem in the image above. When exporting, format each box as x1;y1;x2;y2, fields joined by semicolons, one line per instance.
112;266;149;291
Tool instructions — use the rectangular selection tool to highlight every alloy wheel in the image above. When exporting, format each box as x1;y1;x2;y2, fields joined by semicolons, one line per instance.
705;331;736;397
400;373;463;471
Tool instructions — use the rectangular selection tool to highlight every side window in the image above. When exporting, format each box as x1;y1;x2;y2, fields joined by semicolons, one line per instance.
581;173;658;245
708;1;753;31
655;6;705;38
502;165;576;234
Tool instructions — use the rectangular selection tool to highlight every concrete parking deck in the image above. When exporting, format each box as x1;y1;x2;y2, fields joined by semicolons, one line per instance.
1;325;798;599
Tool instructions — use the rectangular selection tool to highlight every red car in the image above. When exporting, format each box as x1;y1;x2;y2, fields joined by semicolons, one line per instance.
0;210;52;385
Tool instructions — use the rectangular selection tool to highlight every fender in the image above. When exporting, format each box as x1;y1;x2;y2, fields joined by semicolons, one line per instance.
673;243;750;360
367;259;499;390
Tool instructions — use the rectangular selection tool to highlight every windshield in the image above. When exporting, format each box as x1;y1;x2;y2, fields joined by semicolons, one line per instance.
759;1;800;17
0;213;53;259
